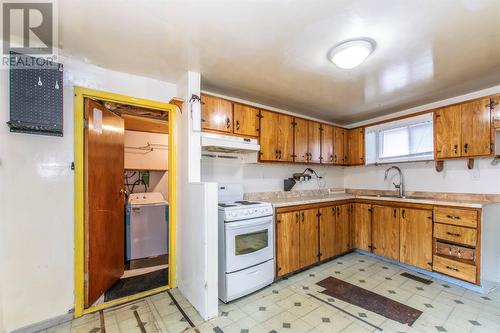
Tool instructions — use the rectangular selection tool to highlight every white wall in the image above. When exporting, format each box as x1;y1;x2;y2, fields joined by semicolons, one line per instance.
0;48;176;332
201;159;345;193
175;72;218;320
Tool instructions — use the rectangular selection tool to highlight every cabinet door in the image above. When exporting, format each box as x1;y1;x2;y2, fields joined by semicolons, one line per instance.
277;114;295;162
400;208;433;271
321;124;334;164
434;105;461;159
276;212;300;276
259;110;279;161
201;94;233;133
308;121;322;163
461;98;492;157
299;209;319;267
294;118;309;163
335;204;351;255
233;103;259;137
333;127;345;165
346;128;365;165
493;96;500;129
351;203;372;251
372;206;400;261
319;206;336;260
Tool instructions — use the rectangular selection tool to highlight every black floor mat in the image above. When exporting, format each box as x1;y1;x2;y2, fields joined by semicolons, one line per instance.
105;268;168;302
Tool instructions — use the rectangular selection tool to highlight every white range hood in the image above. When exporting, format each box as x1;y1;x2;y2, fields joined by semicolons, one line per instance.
201;132;260;153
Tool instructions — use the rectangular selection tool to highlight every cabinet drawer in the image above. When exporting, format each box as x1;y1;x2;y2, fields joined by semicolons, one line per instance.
434;223;477;247
435;241;476;262
433;255;476;284
434;207;477;228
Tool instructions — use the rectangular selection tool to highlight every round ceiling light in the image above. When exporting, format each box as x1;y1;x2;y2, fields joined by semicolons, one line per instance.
328;39;375;69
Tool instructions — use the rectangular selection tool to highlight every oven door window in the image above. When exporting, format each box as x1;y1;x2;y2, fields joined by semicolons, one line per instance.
235;229;268;255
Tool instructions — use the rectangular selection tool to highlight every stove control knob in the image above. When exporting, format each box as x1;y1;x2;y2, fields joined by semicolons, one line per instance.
243;210;249;216
230;211;237;218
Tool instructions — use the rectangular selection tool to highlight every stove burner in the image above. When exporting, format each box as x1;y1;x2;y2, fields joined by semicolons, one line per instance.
234;200;260;205
218;203;237;207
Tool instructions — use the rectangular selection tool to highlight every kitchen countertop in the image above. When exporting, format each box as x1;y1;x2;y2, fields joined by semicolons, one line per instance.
269;193;488;209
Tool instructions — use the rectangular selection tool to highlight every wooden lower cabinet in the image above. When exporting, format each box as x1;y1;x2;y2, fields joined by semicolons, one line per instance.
276;211;300;277
351;203;372;251
372;206;400;261
299;209;320;267
319;206;336;260
399;208;433;270
335;204;351;254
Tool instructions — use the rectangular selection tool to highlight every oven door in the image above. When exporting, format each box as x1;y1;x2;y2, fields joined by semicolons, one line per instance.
224;215;274;273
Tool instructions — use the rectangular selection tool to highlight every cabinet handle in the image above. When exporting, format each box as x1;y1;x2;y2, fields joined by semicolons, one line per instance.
279;150;282;160
393;209;397;218
337;207;340;217
334;154;337;162
464;143;469;153
301;211;305;222
332;207;336;214
446;215;461;220
402;209;405;218
275;149;279;159
201;118;206;123
295;213;299;223
236;120;240;130
454;144;458;154
446;265;459;272
330;155;334;162
446;232;461;237
226;117;231;129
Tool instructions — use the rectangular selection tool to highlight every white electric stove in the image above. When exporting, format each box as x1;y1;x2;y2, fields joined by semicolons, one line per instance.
217;184;275;303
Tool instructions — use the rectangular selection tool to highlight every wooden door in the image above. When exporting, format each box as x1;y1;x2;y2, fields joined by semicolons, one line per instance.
434;105;461;159
294;118;309;163
276;212;300;276
346;128;365;165
321;124;334;164
277;114;295;162
372;206;400;261
84;98;125;307
201;94;233;133
308;121;322;163
461;98;492;157
400;208;433;271
351;203;372;251
334;204;351;255
493;96;500;129
233;103;259;137
333;127;345;165
299;209;319;267
259;110;279;161
319;206;336;260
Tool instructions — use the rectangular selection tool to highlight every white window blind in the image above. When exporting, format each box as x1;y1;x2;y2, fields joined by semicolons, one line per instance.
365;113;434;165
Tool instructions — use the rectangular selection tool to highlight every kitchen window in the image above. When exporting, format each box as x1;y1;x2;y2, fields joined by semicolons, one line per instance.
365;113;434;164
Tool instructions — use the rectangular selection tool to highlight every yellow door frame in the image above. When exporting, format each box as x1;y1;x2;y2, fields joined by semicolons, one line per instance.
73;86;177;317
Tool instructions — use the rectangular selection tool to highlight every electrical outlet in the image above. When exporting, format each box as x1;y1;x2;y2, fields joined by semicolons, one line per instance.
471;169;480;180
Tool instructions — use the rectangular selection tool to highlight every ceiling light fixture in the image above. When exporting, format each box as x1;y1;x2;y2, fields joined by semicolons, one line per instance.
328;39;375;69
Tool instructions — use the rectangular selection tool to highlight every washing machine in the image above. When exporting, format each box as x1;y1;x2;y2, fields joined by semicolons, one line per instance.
126;192;169;261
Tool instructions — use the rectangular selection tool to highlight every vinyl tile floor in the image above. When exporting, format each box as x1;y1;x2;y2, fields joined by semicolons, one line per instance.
43;252;500;333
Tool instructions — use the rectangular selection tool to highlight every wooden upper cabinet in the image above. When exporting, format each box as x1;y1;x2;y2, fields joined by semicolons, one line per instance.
399;208;433;271
434;105;462;159
333;127;345;165
201;94;233;133
276;211;300;277
259;110;280;161
308;121;322;163
346;128;365;165
335;204;351;255
461;98;492;157
294;118;309;163
321;125;334;165
351;203;372;251
372;206;400;262
299;209;319;267
319;206;336;261
233;103;260;137
493;96;500;129
277;114;294;162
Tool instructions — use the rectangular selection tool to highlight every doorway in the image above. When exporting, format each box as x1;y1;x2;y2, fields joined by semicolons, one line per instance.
74;87;177;317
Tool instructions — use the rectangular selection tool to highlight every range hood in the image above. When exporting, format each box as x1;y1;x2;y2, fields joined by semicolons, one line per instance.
201;132;260;153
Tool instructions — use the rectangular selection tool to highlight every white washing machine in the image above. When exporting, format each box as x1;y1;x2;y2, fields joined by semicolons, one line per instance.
126;192;169;260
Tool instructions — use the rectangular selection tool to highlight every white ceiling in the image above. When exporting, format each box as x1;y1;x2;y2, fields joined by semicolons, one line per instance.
59;0;500;124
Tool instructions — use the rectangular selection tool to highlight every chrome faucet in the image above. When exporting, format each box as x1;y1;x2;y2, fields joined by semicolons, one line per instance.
384;166;405;198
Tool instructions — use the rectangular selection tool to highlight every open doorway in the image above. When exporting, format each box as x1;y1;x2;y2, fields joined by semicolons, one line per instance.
74;87;176;316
